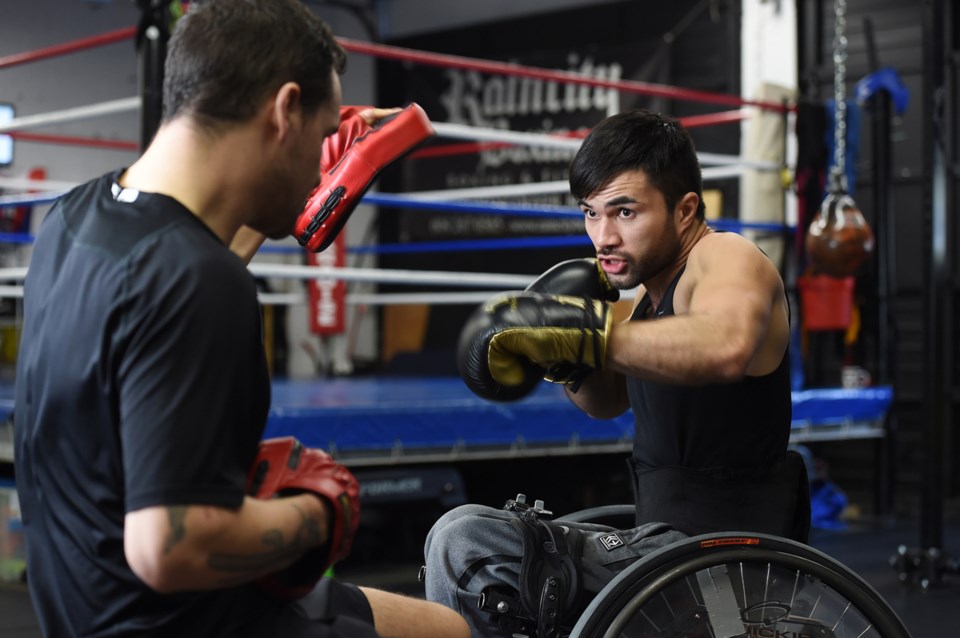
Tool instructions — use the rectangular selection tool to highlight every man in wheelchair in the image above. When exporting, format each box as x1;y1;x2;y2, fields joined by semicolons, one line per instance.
423;109;811;637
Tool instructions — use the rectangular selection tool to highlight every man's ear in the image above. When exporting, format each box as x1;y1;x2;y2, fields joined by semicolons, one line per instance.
676;191;701;229
271;81;302;142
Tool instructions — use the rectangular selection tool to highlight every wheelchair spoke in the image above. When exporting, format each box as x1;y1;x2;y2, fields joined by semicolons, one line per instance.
789;568;800;608
659;590;675;618
593;561;893;637
810;591;823;617
571;535;910;638
762;563;771;604
832;601;852;630
739;562;747;609
685;574;703;606
638;608;661;633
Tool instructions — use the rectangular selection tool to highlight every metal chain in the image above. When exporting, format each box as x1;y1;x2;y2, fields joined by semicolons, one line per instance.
831;0;848;190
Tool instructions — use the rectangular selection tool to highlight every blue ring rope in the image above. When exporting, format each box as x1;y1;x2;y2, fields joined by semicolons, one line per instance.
363;192;582;218
349;194;795;233
0;192;794;252
0;232;35;244
258;235;592;255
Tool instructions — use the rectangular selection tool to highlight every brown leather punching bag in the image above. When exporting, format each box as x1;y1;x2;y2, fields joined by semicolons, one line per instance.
805;188;875;277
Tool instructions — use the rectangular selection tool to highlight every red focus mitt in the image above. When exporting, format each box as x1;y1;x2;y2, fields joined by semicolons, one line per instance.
294;103;435;253
246;436;361;599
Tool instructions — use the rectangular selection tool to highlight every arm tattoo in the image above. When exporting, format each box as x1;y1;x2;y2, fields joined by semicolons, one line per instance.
163;506;188;555
207;502;323;584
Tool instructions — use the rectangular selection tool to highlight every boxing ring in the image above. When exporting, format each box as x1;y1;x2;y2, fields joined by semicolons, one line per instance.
0;18;894;476
0;377;894;467
260;380;894;465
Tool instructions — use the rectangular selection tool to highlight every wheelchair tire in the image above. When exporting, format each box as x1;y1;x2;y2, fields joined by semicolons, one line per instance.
569;531;911;638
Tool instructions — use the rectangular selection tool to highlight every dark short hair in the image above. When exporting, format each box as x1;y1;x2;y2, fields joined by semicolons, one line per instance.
569;109;705;220
163;0;347;128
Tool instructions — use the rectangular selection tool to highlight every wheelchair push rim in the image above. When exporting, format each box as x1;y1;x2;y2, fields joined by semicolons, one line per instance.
569;532;912;638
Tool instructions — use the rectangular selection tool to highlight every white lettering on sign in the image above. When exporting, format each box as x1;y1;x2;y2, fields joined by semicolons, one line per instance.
360;478;425;498
438;52;623;128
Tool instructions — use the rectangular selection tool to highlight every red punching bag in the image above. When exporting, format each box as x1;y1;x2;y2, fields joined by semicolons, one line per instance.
805;184;875;277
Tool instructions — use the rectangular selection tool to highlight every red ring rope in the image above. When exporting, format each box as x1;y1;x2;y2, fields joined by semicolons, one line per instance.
0;27;137;71
8;131;138;152
337;38;791;113
0;26;791;114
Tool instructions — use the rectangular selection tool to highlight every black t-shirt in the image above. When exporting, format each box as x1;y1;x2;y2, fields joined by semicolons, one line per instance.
14;171;274;636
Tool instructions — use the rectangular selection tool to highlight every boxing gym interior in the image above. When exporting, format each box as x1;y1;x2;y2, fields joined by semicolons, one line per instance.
1;0;958;636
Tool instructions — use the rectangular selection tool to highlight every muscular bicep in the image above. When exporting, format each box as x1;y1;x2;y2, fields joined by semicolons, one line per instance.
686;238;786;375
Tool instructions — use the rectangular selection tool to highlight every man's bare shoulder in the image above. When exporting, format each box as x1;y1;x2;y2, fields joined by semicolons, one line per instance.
691;230;777;270
695;229;759;251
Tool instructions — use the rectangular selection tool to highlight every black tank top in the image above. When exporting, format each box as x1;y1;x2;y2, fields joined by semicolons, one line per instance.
626;267;792;473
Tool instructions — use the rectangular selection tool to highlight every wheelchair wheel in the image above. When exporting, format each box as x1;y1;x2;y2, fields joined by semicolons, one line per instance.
569;532;911;638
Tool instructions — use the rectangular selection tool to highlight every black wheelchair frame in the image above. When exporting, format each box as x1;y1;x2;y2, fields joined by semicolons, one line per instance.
492;503;914;638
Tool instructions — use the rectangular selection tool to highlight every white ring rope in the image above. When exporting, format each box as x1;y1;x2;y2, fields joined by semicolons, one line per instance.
0;285;516;305
0;162;765;210
269;289;638;306
0;97;141;134
403;165;760;202
407;180;574;202
0;265;533;289
0;268;27;281
346;291;507;305
430;121;584;151
0;288;477;305
696;151;777;170
0;97;778;172
0;288;488;305
247;264;534;288
426;121;779;170
259;291;509;306
0;177;79;192
0;286;627;306
0;191;67;207
0;265;640;305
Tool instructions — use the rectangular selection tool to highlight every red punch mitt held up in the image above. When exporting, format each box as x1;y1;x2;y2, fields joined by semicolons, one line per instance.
246;437;361;599
294;103;434;253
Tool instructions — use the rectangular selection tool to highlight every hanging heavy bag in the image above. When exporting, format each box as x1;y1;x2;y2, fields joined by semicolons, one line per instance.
805;188;875;277
806;0;876;280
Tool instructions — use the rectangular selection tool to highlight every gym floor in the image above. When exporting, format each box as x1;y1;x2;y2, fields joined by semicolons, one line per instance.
1;510;956;636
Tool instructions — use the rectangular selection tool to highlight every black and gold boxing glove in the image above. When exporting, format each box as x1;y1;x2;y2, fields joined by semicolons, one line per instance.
525;258;619;386
525;258;620;302
457;292;613;402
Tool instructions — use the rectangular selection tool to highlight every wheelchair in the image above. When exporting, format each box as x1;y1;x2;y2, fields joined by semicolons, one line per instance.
488;501;912;638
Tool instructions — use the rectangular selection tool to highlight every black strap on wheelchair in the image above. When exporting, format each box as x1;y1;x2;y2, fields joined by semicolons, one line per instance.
478;495;583;638
514;515;582;637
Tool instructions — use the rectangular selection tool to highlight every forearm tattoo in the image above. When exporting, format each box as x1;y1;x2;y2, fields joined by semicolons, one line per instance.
207;502;322;583
163;506;187;554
